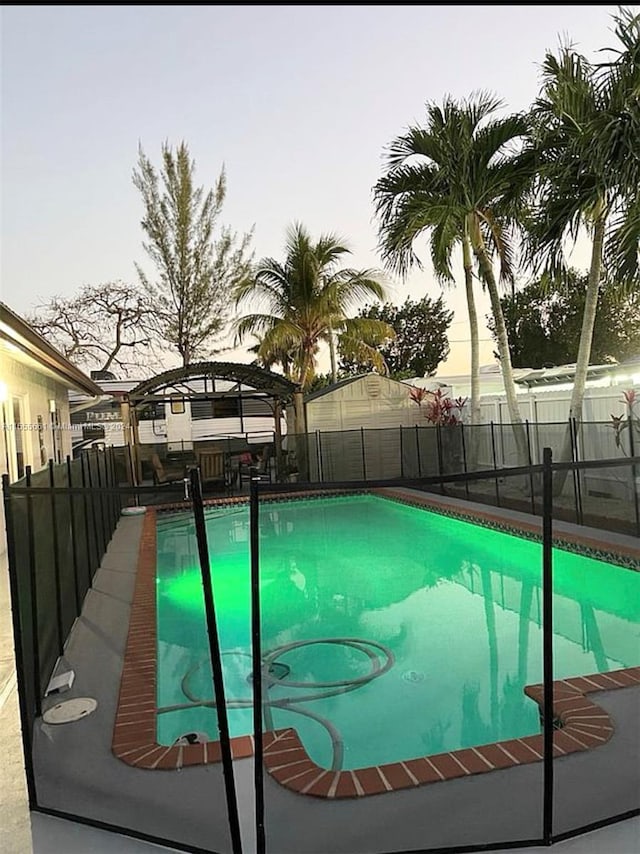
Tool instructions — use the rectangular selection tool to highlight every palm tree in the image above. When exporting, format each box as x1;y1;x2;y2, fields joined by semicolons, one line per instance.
234;223;394;390
528;9;640;432
374;95;533;456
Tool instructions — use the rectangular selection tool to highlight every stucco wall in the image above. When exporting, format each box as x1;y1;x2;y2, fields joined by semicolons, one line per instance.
0;352;79;556
0;351;73;482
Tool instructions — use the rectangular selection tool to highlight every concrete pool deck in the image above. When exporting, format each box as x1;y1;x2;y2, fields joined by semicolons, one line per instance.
26;494;640;852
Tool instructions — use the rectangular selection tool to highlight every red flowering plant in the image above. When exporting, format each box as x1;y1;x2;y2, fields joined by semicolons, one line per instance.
408;386;429;407
610;389;639;451
424;388;468;426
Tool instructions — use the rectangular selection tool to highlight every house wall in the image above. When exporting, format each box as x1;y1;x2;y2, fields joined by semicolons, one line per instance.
0;350;73;482
0;351;75;557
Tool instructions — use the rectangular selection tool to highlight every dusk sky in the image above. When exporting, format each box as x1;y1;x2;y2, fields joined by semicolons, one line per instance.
0;5;627;374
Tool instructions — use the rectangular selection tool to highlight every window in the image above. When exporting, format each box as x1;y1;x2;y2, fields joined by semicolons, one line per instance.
12;398;25;478
170;395;185;415
138;402;166;421
37;415;47;466
50;407;61;463
191;398;241;420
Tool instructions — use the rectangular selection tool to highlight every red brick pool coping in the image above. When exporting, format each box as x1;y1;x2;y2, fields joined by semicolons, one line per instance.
111;495;640;797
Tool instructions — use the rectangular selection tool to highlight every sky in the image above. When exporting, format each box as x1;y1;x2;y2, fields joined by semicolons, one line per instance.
0;4;629;377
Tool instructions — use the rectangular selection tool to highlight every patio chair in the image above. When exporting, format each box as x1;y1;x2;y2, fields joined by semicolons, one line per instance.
150;452;187;486
239;444;273;485
196;449;227;490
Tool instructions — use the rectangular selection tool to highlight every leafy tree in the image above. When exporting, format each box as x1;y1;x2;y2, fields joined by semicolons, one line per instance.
234;223;394;390
133;141;253;366
339;295;452;379
306;373;334;393
528;9;640;423
28;281;158;375
375;95;534;462
488;269;640;369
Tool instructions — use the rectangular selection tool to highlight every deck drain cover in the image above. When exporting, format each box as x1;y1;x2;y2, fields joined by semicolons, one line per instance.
43;697;97;724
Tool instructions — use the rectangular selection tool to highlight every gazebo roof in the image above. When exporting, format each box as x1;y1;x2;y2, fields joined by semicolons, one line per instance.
127;361;298;402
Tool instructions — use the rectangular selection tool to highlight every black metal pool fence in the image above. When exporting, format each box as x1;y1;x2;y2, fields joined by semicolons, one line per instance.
2;448;638;854
107;419;640;536
285;419;640;536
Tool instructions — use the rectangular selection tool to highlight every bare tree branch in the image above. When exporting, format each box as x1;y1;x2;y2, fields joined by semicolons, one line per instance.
28;280;163;376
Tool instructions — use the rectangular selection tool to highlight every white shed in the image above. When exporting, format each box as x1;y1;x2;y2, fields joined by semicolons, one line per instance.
285;374;443;481
290;373;432;434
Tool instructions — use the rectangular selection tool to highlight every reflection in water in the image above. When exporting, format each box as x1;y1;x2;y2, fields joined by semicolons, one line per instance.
461;682;493;745
421;717;451;754
480;563;499;734
518;579;534;685
581;600;608;671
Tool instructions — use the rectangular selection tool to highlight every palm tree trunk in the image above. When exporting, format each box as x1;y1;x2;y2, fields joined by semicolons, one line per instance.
569;212;605;422
462;231;481;426
554;208;606;495
472;234;528;465
329;328;337;384
298;347;315;391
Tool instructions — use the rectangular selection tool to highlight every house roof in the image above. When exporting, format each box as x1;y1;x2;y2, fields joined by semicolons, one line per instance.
0;302;103;396
514;362;616;388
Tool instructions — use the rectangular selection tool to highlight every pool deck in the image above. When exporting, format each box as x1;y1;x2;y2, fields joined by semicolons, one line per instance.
29;500;640;853
110;489;640;800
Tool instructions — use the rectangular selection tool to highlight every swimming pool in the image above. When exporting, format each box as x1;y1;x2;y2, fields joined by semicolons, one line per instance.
155;493;640;771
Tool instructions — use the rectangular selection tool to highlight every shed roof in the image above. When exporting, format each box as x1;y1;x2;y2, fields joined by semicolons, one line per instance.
304;373;416;403
304;375;370;403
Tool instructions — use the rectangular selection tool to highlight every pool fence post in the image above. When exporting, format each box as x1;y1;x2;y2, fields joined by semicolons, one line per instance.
25;466;42;717
66;456;81;614
317;430;323;482
80;454;94;590
626;412;640;537
490;421;501;506
415;425;422;478
189;467;244;854
107;447;117;534
106;448;115;533
399;426;404;478
525;420;535;514
360;426;367;480
2;473;38;807
460;422;469;498
85;451;101;570
436;423;445;494
95;449;107;554
542;446;554;845
48;460;64;657
569;418;584;527
109;445;121;524
250;473;266;854
126;442;137;504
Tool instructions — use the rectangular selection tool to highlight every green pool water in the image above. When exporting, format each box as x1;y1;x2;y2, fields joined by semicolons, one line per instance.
156;494;640;770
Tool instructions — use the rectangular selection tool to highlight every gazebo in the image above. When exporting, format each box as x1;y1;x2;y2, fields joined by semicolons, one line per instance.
120;362;300;484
